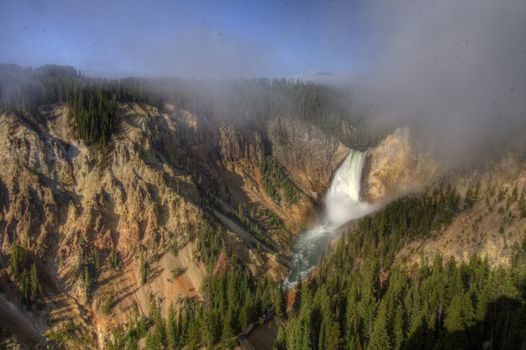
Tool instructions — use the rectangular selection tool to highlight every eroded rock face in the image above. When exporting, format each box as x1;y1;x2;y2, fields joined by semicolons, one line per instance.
217;117;354;234
362;127;440;203
219;126;264;171
267;117;349;200
397;151;526;268
0;104;211;345
1;104;204;255
0;104;349;346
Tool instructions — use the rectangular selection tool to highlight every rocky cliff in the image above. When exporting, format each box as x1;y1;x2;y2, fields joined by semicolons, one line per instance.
6;100;521;349
0;103;348;347
267;117;349;200
0;104;214;347
362;127;440;203
217;116;350;234
361;127;526;267
397;151;526;268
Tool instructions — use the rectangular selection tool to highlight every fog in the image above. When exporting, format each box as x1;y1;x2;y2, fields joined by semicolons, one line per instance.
2;0;526;164
351;0;526;165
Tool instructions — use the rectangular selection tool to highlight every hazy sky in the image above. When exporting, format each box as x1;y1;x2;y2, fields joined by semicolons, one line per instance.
354;0;526;164
0;0;372;78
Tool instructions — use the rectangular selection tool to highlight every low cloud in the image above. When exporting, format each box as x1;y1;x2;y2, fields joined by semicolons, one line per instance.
352;0;526;165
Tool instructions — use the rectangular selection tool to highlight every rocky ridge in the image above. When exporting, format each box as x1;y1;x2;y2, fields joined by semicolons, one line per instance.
0;103;350;347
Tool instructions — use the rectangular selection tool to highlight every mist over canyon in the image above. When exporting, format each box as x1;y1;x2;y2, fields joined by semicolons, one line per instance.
1;0;526;349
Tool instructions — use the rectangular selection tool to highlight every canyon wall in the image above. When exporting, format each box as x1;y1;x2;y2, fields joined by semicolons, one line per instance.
0;104;348;347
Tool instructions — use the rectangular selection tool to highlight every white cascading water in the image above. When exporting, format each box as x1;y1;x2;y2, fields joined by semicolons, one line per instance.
284;149;374;287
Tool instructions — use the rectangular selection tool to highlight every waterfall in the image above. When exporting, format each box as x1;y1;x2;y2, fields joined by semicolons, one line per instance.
325;150;371;225
284;149;374;287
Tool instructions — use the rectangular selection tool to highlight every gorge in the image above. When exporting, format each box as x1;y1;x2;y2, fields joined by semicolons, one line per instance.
285;150;374;287
0;65;525;349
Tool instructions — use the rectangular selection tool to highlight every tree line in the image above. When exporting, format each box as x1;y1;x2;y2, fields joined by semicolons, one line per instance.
0;64;383;148
106;263;285;349
96;180;526;349
8;241;41;305
275;183;526;349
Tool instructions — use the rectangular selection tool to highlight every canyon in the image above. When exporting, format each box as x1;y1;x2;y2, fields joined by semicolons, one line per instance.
0;99;525;348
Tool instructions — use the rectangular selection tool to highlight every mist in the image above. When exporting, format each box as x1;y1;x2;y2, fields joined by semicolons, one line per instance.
2;0;526;164
352;0;526;165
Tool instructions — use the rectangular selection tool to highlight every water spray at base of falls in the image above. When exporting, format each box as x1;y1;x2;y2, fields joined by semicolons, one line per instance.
284;150;374;287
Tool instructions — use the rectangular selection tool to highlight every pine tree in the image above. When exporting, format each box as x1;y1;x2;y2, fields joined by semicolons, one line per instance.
240;292;254;329
9;242;22;278
83;265;91;292
326;321;341;350
139;252;148;285
109;247;119;269
166;304;178;348
368;303;391;350
393;304;405;350
221;309;236;348
30;263;40;299
444;293;464;333
146;298;167;349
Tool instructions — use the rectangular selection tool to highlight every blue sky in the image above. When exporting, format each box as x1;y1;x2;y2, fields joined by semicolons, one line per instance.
0;0;372;78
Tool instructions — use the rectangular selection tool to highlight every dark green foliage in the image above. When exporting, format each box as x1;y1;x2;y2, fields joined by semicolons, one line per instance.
166;304;177;349
348;183;460;269
261;157;301;205
0;64;385;151
102;289;115;316
77;240;101;299
258;207;283;227
71;87;117;146
192;221;224;270
145;298;167;349
0;64;157;147
280;250;526;350
45;320;90;348
230;204;274;247
139;251;148;285
106;257;284;349
0;64;78;113
29;263;40;298
109;246;120;269
105;310;146;350
9;241;24;280
8;242;41;305
276;185;526;350
103;183;486;349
